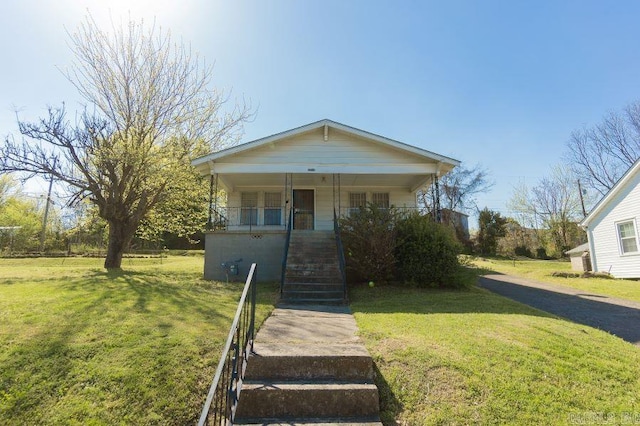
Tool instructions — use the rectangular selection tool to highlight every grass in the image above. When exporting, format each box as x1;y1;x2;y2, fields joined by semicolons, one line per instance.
471;257;640;303
0;256;277;425
351;283;640;425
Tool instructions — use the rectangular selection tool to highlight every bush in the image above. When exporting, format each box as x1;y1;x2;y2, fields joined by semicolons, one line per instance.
339;204;400;283
395;214;462;288
515;246;533;258
536;247;548;259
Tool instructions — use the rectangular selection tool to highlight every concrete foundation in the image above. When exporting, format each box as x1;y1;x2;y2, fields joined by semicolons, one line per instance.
204;231;286;282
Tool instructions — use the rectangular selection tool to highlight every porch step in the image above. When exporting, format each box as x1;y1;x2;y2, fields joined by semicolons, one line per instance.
284;230;345;304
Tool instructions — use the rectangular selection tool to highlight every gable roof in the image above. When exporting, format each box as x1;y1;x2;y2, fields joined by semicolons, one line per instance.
565;242;589;255
581;158;640;228
192;118;460;168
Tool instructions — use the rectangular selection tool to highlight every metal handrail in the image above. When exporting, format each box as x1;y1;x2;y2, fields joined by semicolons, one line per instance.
197;263;258;426
333;209;348;299
280;211;293;295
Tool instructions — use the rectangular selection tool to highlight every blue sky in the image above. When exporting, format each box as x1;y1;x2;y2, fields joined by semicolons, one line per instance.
2;0;640;224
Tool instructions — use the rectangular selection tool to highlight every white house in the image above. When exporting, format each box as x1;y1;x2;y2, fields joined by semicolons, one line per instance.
191;119;459;286
581;159;640;279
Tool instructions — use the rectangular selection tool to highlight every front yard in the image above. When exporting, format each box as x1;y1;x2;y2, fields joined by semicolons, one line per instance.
0;256;277;425
352;283;640;425
1;256;639;425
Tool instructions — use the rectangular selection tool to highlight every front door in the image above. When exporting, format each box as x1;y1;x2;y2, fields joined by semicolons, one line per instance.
293;189;314;230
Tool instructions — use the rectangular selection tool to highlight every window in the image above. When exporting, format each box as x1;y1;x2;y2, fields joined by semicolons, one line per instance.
617;220;639;254
372;192;390;209
349;192;366;215
264;192;282;225
240;192;258;225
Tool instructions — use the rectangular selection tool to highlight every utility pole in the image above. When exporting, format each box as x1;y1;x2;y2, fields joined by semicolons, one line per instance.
577;179;587;218
40;162;56;252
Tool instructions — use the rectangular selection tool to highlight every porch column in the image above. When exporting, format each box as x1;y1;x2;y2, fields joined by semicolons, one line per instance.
207;174;217;230
332;173;341;217
284;173;293;228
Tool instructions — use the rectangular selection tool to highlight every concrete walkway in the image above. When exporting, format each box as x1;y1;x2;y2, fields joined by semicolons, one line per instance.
479;274;640;346
235;304;382;425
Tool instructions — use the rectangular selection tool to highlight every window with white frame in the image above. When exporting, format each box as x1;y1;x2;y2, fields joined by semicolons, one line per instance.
617;220;639;254
349;192;366;215
264;192;282;225
372;192;390;209
240;192;258;225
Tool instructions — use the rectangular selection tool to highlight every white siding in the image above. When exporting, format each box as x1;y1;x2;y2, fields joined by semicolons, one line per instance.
590;170;640;278
215;128;434;167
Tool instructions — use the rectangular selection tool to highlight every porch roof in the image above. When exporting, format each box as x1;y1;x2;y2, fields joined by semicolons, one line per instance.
191;119;459;192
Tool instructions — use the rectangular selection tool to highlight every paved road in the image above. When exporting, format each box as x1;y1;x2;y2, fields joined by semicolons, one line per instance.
478;274;640;346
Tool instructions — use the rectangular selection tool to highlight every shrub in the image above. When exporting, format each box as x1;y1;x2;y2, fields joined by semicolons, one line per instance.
536;247;548;259
395;214;462;288
515;245;533;258
339;204;400;284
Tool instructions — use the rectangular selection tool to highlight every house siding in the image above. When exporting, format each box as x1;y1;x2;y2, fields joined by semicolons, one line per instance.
589;170;640;278
215;128;433;167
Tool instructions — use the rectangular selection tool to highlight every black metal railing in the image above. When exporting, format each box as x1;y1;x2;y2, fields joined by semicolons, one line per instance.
333;209;348;299
280;211;293;295
207;207;287;232
337;206;422;218
197;263;258;426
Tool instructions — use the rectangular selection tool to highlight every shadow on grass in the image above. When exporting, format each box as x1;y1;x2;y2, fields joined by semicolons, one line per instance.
0;267;278;423
373;362;403;425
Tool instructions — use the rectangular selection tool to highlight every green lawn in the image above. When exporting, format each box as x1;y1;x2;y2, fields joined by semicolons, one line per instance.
0;256;277;425
352;284;640;426
472;257;640;303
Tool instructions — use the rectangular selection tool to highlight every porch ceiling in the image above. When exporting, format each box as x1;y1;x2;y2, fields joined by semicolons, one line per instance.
216;173;433;192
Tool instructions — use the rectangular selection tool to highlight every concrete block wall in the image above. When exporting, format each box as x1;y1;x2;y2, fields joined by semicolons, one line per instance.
204;231;287;282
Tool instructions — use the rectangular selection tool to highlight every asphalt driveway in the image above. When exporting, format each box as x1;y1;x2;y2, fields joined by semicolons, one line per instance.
478;274;640;346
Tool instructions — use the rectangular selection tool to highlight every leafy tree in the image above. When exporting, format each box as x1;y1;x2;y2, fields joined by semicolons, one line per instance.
477;208;507;256
566;101;640;197
0;15;250;268
0;177;44;253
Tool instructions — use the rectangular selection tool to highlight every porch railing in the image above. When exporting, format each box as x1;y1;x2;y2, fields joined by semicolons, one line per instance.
207;207;287;231
333;209;348;299
197;263;258;426
336;206;423;218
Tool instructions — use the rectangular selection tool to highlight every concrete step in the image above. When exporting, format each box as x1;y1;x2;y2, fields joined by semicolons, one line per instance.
285;276;342;284
234;382;380;419
245;343;374;381
235;418;383;425
280;297;347;305
283;283;344;291
282;291;344;303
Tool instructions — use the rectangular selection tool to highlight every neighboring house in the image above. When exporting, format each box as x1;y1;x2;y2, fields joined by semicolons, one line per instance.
565;243;590;272
191;119;459;283
440;208;470;241
580;158;640;279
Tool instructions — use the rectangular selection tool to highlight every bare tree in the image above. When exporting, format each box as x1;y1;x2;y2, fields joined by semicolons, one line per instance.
418;163;493;214
566;102;640;197
0;15;250;268
508;165;585;255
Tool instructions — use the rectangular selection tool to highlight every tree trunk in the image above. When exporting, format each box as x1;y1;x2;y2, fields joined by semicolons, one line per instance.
104;220;135;269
